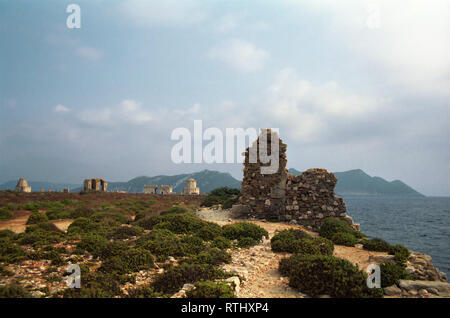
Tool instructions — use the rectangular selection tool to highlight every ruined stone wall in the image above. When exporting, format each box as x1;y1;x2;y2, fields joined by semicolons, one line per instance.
233;129;356;231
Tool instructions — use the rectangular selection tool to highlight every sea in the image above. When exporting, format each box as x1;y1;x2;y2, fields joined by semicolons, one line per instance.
342;195;450;277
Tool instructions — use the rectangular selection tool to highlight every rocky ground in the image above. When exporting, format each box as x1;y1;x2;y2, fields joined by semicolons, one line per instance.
195;208;450;298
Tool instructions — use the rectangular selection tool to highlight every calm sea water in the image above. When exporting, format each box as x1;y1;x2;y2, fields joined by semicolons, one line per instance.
342;195;450;277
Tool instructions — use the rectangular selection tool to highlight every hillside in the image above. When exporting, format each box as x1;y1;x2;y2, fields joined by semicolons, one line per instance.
289;168;424;197
105;170;241;194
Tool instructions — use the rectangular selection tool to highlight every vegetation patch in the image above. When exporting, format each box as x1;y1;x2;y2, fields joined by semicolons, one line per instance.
200;187;241;209
26;212;49;225
331;232;357;247
380;262;410;288
279;254;383;298
186;281;235;298
222;222;268;247
319;217;364;240
362;238;391;252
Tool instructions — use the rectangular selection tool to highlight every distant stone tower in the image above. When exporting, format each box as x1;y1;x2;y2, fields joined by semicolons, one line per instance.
83;178;108;192
160;185;173;195
182;178;200;195
15;178;31;192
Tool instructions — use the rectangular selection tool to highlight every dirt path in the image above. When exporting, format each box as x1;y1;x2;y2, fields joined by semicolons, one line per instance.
0;210;73;233
195;208;389;298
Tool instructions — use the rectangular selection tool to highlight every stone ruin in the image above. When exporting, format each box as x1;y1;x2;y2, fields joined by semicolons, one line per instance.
83;178;108;192
182;178;200;195
160;185;173;195
143;185;158;194
15;178;31;192
232;129;357;231
143;185;172;194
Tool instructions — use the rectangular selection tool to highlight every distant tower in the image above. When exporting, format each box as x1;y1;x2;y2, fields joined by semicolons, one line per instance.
143;185;158;194
182;178;200;195
15;178;31;193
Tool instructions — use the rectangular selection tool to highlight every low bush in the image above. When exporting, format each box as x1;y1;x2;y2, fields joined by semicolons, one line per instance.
67;217;100;235
152;263;229;294
179;235;207;255
279;254;382;298
0;282;31;298
186;281;235;298
331;232;357;247
0;208;12;220
26;212;49;225
184;248;231;266
62;272;132;298
76;234;109;256
91;211;130;224
109;226;143;240
126;285;163;298
0;230;16;239
222;222;268;243
136;229;186;261
380;262;410;288
319;218;364;240
0;239;26;263
389;244;410;265
210;236;232;250
271;229;312;253
95;241;130;260
99;248;154;275
159;206;189;216
362;238;391;252
201;187;241;209
137;213;222;241
237;237;258;248
17;223;65;246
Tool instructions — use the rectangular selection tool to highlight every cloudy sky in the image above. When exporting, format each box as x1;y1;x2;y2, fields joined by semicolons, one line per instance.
0;0;449;196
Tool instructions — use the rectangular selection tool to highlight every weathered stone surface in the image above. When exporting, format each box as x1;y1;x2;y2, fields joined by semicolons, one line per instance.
383;285;402;296
368;255;396;264
83;178;108;192
237;129;355;231
15;178;31;192
399;280;450;293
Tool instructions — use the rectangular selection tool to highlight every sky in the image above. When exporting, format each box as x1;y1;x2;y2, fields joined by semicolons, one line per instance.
0;0;449;196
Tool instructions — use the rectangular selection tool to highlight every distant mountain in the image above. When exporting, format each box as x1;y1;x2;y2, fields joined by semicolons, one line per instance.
70;170;241;194
0;180;79;192
288;168;424;197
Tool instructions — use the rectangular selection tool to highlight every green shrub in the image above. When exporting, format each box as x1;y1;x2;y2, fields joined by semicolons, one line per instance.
109;226;143;240
319;218;364;240
17;223;64;246
271;229;312;252
95;241;130;260
126;285;163;298
210;236;232;250
237;237;258;248
160;207;189;215
331;232;357;247
61;199;74;205
201;187;241;209
136;229;186;261
91;211;130;224
185;248;231;266
137;213;222;241
99;248;154;274
179;235;207;255
380;262;410;288
186;281;235;298
0;239;26;263
62;272;131;298
389;244;410;265
26;212;49;225
67;217;100;235
23;203;38;212
0;208;12;220
25;222;62;234
0;230;16;239
222;222;268;242
0;282;31;298
362;238;391;252
152;263;229;294
279;254;382;298
76;234;109;256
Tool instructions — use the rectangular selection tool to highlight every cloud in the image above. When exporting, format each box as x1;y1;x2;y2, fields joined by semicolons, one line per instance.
285;0;450;96
118;0;207;27
75;46;103;61
214;13;242;33
263;68;379;141
53;104;70;113
207;39;269;73
78;100;152;126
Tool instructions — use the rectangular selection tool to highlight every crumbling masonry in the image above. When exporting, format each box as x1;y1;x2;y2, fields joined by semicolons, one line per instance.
232;129;357;231
83;178;108;192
